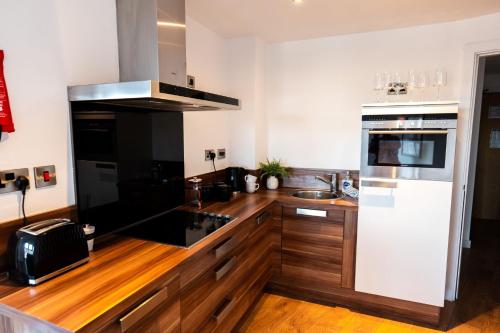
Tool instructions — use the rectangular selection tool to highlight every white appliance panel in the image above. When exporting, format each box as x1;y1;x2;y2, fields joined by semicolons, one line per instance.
355;177;452;306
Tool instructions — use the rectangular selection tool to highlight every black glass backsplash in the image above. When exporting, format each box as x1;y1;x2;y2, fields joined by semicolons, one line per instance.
71;107;185;238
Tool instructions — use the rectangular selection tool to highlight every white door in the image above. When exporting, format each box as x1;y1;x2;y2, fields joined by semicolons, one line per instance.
355;177;453;306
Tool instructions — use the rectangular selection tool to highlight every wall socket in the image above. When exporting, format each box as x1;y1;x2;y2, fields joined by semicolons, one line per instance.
217;148;226;159
0;168;30;194
205;149;215;161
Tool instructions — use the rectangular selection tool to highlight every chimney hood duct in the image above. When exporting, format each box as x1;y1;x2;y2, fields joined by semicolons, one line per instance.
68;0;240;111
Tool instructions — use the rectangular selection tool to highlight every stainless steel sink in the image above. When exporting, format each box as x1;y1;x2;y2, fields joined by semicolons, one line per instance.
290;190;343;200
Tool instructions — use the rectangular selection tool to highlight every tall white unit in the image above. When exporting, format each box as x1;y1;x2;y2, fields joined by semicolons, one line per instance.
355;101;458;307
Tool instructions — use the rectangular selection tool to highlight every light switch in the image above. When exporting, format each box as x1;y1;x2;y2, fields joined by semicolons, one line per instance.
34;165;57;188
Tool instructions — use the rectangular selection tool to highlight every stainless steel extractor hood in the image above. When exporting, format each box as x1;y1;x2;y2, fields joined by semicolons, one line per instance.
68;0;240;111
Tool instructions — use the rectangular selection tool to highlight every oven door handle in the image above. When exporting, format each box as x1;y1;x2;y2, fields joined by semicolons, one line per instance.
368;130;448;135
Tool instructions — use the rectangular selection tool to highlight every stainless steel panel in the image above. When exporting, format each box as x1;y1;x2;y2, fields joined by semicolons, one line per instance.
116;0;160;82
116;0;186;86
360;180;398;188
157;0;186;86
0;168;30;194
68;80;241;111
68;81;153;102
22;219;72;236
34;165;57;188
296;208;327;217
360;128;456;182
368;130;448;135
363;119;457;130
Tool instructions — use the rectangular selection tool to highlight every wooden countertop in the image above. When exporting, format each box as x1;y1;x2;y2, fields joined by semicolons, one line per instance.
0;189;357;332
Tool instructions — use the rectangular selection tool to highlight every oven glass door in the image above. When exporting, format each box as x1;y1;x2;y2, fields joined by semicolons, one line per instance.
367;130;448;169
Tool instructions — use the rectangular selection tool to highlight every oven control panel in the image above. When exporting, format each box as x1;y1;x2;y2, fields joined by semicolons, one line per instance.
362;114;457;129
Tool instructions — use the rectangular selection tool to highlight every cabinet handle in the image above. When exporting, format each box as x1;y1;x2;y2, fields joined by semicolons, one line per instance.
119;286;168;332
296;208;327;217
361;180;398;188
213;237;235;259
212;298;237;325
214;256;237;281
256;211;270;225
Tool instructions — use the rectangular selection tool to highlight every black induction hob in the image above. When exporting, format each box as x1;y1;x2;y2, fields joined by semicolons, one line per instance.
121;209;236;247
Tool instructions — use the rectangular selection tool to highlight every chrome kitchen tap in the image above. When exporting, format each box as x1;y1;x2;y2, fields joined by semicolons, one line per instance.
315;174;337;192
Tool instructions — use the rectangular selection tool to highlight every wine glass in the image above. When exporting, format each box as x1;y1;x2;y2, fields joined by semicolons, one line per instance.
416;71;428;101
432;68;447;100
373;72;385;102
407;70;416;101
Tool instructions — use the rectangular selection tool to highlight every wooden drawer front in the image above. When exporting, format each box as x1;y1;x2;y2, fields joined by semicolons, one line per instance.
180;222;249;289
102;275;180;333
198;251;273;333
180;247;248;333
283;217;344;260
282;252;342;290
283;206;345;223
193;214;274;333
248;209;274;247
271;205;282;280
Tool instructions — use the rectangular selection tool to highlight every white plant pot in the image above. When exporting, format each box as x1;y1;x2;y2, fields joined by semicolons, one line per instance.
266;176;279;190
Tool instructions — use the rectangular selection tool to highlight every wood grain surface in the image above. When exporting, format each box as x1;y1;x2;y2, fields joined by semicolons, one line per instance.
0;189;354;332
238;293;441;333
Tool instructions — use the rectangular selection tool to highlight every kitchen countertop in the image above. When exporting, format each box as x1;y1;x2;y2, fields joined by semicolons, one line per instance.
0;189;357;332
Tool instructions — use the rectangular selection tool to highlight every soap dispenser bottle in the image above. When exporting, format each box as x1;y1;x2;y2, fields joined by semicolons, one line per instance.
341;171;353;194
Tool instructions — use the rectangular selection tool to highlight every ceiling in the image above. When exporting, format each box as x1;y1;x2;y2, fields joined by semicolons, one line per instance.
186;0;500;43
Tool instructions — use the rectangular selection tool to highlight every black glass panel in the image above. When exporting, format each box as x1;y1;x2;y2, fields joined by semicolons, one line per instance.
71;108;185;238
122;210;235;247
368;133;447;168
159;82;239;106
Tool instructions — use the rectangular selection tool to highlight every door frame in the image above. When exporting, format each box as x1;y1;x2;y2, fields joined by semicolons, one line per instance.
445;39;500;301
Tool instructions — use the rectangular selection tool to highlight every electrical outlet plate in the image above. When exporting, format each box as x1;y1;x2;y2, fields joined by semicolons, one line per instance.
34;165;57;188
0;168;30;194
205;149;215;161
217;148;226;159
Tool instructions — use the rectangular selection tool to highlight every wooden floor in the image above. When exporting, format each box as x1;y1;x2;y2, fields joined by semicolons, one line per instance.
238;219;500;333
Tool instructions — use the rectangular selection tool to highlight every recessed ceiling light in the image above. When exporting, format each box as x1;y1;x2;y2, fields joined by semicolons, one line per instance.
292;0;303;4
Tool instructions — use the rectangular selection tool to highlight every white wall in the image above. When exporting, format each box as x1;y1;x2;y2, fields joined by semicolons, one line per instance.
225;37;267;170
184;17;231;177
265;13;500;169
0;0;119;222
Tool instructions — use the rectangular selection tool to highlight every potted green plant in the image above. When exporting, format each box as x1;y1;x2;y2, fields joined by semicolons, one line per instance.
259;158;289;190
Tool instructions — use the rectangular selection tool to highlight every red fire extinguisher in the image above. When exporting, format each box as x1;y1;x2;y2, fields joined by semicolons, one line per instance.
0;50;15;136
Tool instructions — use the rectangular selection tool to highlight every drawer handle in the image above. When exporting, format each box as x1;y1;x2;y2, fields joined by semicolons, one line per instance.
119;286;168;332
212;297;237;325
214;256;237;281
361;180;398;188
296;208;327;217
213;237;235;259
256;211;270;225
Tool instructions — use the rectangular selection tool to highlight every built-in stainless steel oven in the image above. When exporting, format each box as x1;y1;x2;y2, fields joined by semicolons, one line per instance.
361;113;457;182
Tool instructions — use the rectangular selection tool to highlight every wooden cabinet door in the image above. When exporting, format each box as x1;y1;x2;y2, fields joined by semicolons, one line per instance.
282;206;345;292
280;205;357;292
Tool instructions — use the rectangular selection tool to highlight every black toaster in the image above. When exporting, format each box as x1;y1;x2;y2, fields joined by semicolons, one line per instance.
8;219;89;285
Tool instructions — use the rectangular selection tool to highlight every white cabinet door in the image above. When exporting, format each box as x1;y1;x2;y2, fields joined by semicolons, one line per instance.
355;177;453;306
